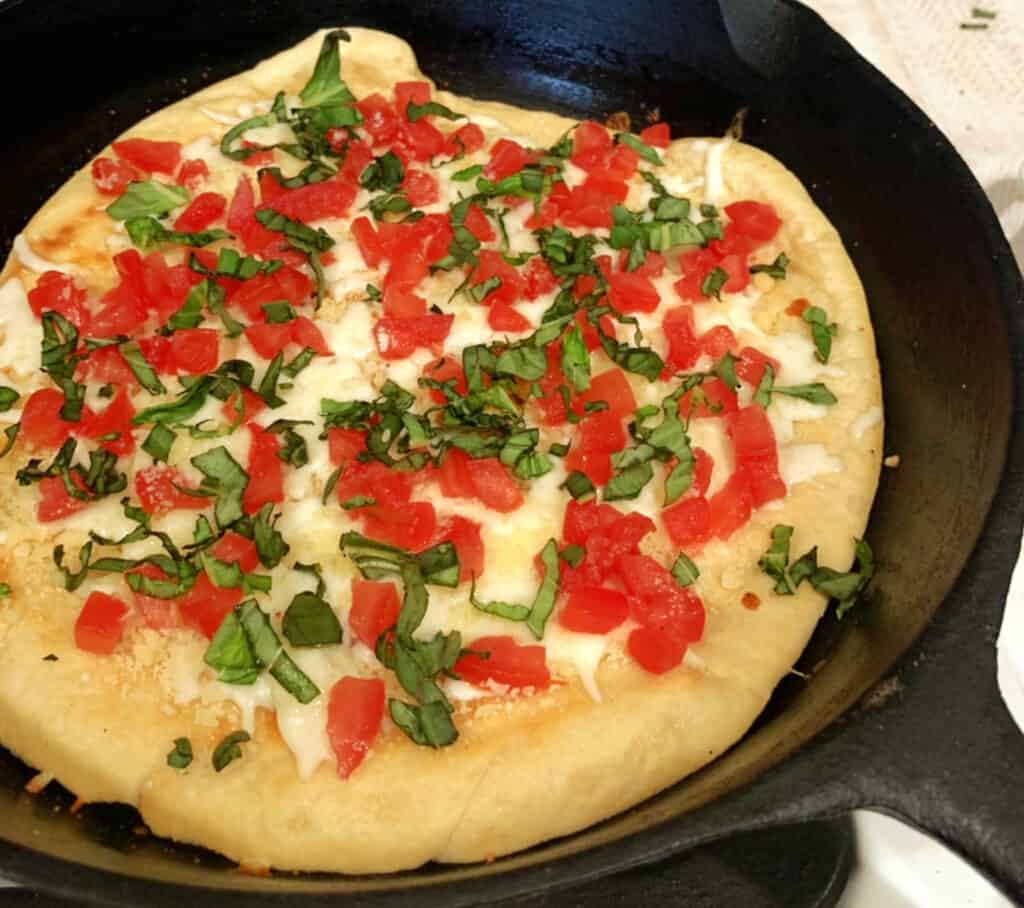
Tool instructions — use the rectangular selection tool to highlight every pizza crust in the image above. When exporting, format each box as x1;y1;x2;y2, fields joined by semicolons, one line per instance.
0;28;882;872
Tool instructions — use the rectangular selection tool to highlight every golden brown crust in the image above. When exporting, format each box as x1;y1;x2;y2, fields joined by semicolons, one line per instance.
0;27;882;872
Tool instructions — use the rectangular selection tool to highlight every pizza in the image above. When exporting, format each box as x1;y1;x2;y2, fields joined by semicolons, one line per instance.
0;28;883;873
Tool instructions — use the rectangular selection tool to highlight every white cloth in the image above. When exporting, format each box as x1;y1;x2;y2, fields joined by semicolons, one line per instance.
803;0;1024;730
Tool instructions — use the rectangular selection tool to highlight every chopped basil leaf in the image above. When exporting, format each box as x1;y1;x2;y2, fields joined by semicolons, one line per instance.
0;424;18;460
212;730;250;772
219;91;290;161
789;546;818;588
360;151;405;194
257;352;286;408
700;203;719;218
560;544;585;568
125;216;231;250
802;306;838;364
561;325;591;392
469;275;502;303
616;132;664;165
254;208;334;253
406;101;465;123
190;446;248;529
236;600;320;703
562;470;596;500
753;362;775;408
166;737;193;770
389;699;457;748
603;461;654;501
713;351;740;391
0;387;20;411
120;341;167;395
750;252;789;280
342;495;376;510
0;583;10;598
671;552;700;587
527;540;561;639
141;424;176;462
299;29;355;107
815;539;874;618
759;524;795;595
262;301;297;324
701;267;728;300
774;383;838;406
204;612;261;684
107;181;190;220
452;164;484;181
282;591;343;647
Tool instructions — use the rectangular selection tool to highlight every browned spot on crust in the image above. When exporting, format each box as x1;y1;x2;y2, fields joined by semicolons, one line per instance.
860;675;903;711
238;862;272;877
604;111;631;132
741;592;760;610
24;771;54;794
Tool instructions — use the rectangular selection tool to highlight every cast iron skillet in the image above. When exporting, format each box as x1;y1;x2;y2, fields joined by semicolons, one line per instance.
0;0;1022;903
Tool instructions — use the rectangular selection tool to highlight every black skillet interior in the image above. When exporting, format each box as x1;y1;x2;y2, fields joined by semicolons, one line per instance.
1;0;1023;904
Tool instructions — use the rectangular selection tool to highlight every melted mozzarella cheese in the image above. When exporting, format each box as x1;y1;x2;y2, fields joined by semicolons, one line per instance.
0;278;43;381
851;405;882;440
544;624;608;702
13;235;75;274
702;139;731;204
778;443;842;487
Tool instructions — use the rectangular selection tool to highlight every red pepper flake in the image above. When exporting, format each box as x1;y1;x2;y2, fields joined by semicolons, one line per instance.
786;298;810;317
741;592;761;610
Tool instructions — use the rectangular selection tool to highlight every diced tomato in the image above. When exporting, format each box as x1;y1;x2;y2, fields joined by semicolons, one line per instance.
580;172;629;204
562;498;622;546
662;495;711;548
435;515;485;583
735;346;780;387
558;183;618;230
571;121;613;170
37;475;90;522
356;93;401;145
395;118;447;162
662;305;699;371
349;580;400;649
787;297;811;318
227;268;312;322
728;405;786;507
360;501;437;551
90;293;148;338
21;388;75;449
707;468;752;540
469;457;524;512
402;169;440;207
577;368;636;420
577;512;656;587
699;325;738;361
327;428;367;467
91;156;138;195
221;387;267;426
27;271;91;332
290;316;331;355
139;252;203;324
327;676;386;779
227;176;284;257
264;178;357;222
77;345;136;387
351;216;385;268
374;313;453;360
469;249;524;307
488;301;531;332
135;465;209;515
74;591;130;655
435;448;477;499
112;138;181;175
616;249;665;280
617;553;705;643
212;531;261;573
243;425;284;515
395;81;431;115
692;447;714;497
678;377;739;420
602;144;640;181
564;410;628;485
178;572;242;640
463;204;495;242
167;328;219;375
176;158;210;192
423;356;467;404
77;387;136;456
524;257;559;300
245;321;293;358
382;288;427;319
559;585;630;634
627;626;688;674
640;122;671;148
336;139;374;184
448;122;486;155
725;200;782;244
128;563;179;630
455;635;551;689
336;459;413;509
173;192;226;232
240;141;275;168
673;248;721;302
485;138;529;181
383;246;428;297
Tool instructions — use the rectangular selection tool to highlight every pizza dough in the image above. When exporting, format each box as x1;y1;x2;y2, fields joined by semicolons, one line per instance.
0;28;882;872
